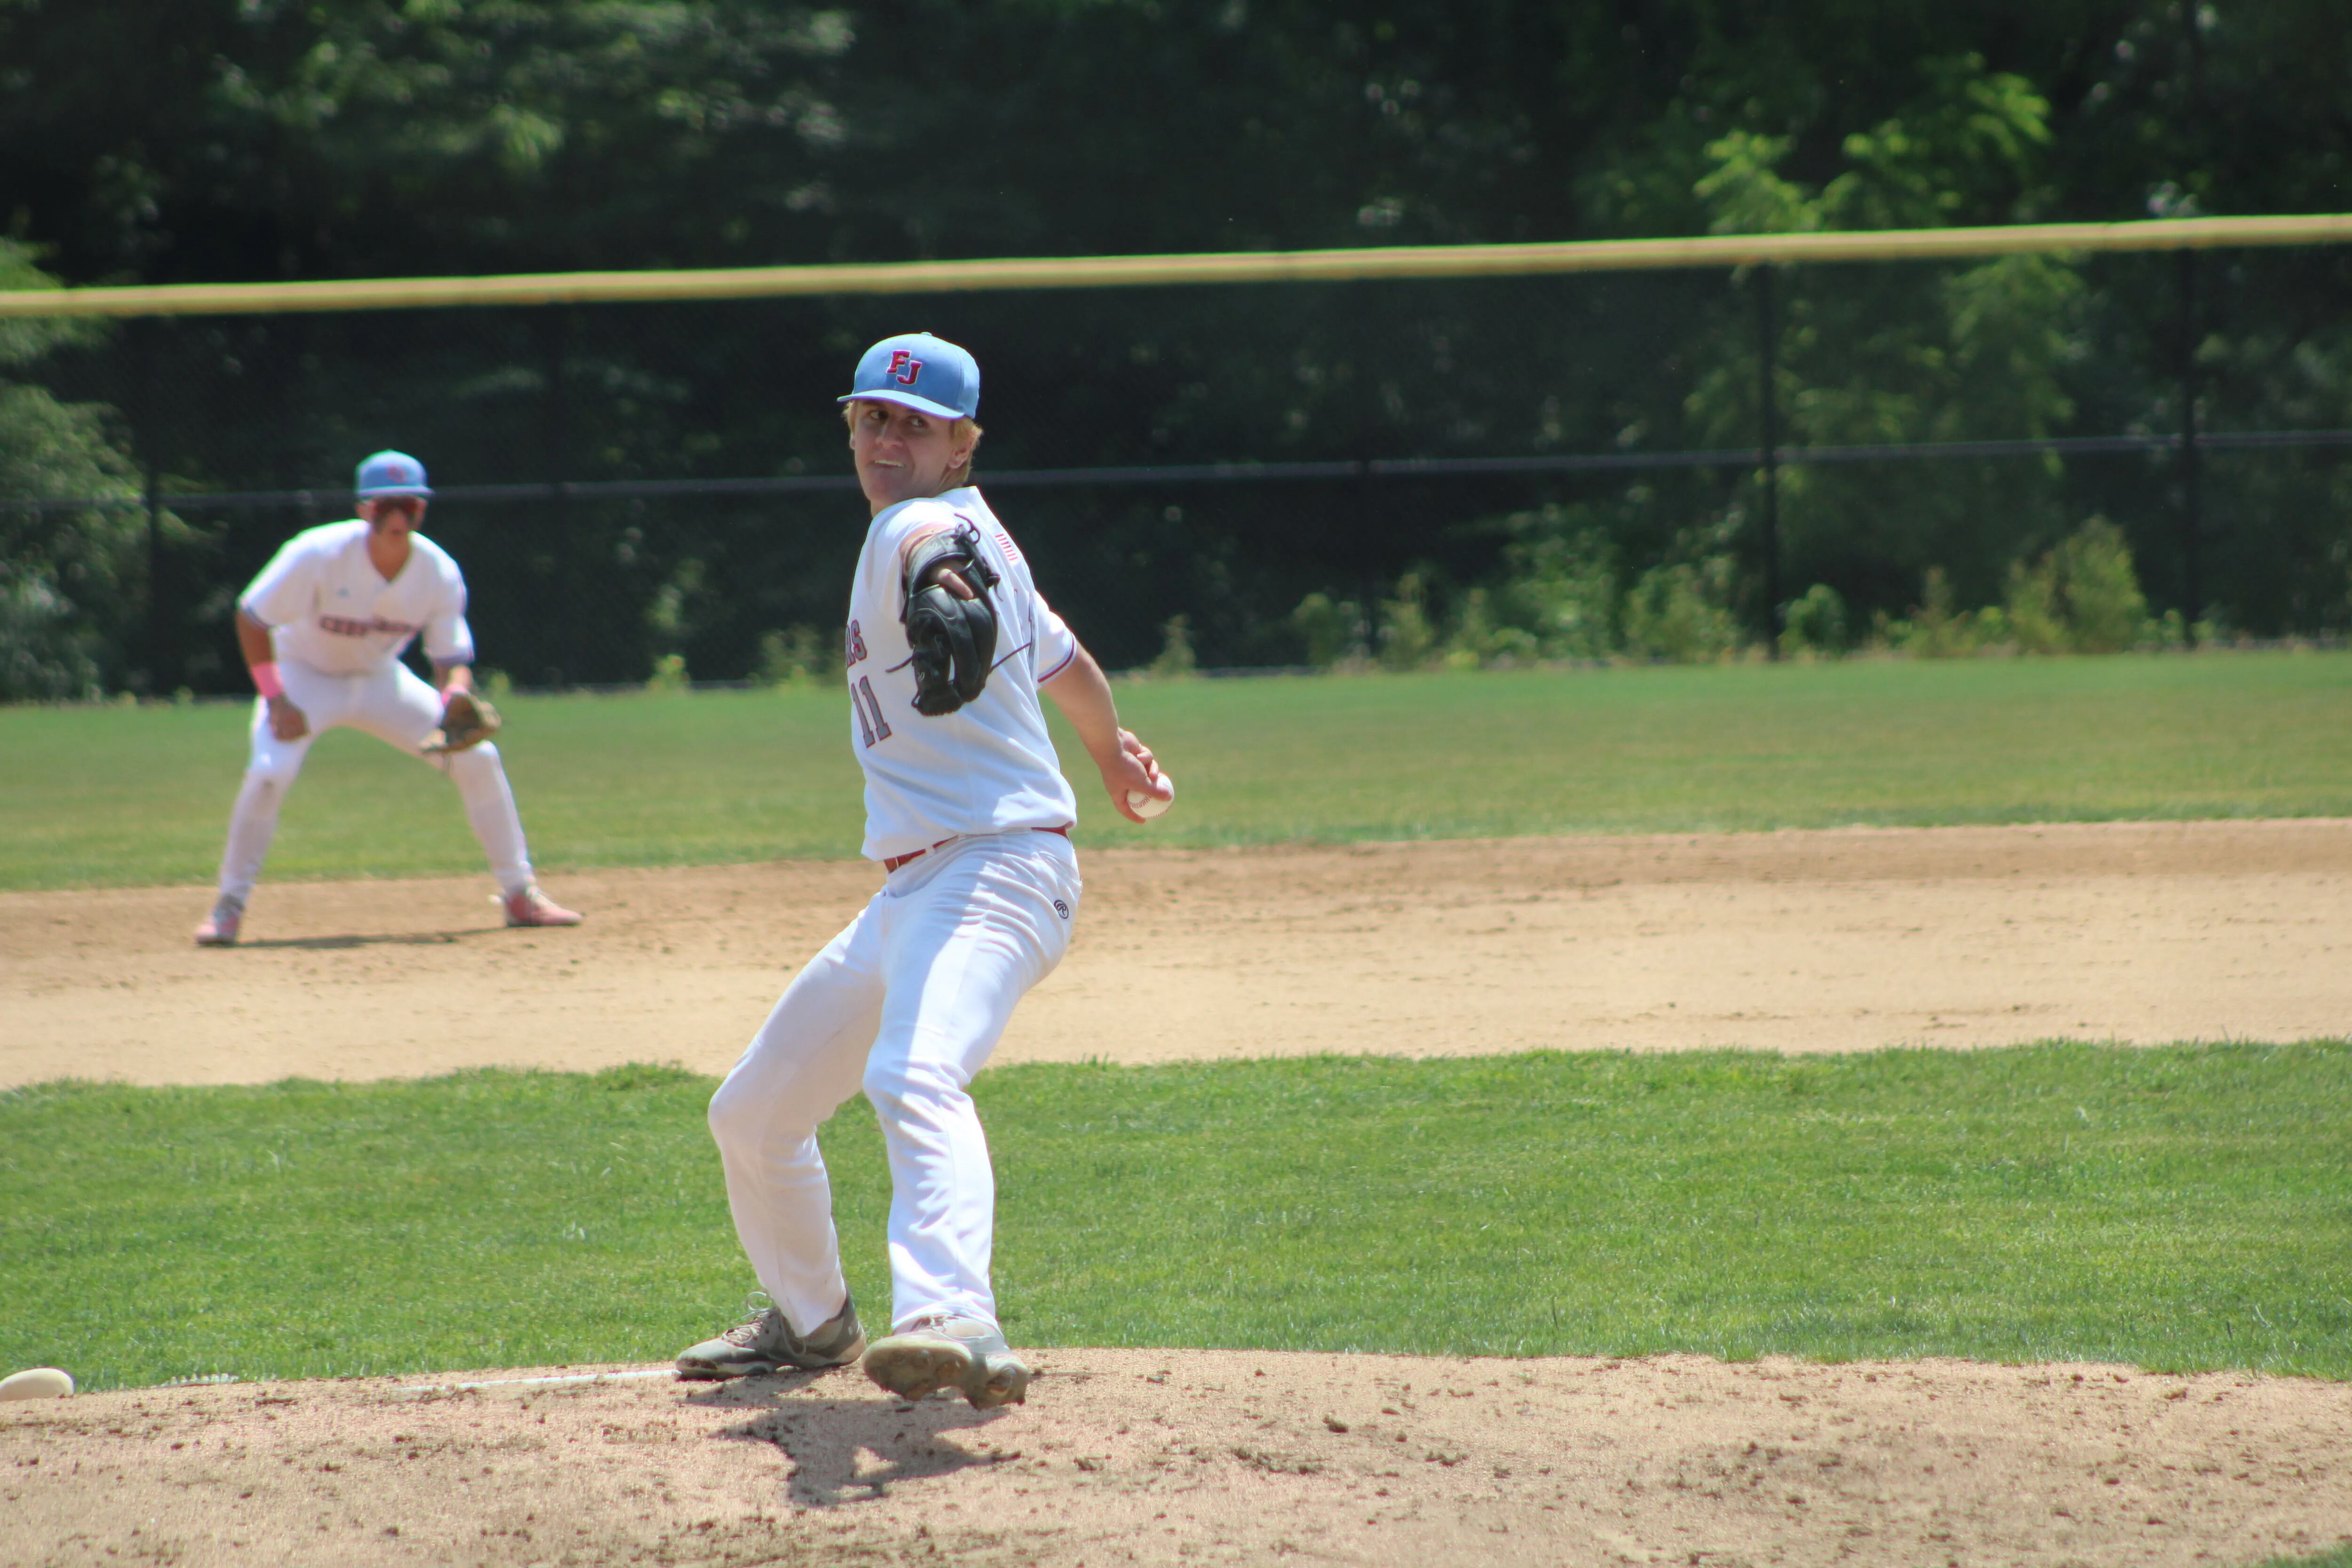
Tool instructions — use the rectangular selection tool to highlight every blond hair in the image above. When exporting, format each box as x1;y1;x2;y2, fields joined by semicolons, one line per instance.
842;401;984;489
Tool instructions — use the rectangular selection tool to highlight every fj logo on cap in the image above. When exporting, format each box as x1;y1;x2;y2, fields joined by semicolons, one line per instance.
887;350;924;386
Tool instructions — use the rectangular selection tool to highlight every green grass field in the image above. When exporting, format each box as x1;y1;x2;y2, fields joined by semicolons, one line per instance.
4;1043;2345;1393
10;655;2350;1417
5;651;2351;891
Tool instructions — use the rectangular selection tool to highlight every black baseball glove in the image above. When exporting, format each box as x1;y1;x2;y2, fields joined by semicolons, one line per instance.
901;524;1003;716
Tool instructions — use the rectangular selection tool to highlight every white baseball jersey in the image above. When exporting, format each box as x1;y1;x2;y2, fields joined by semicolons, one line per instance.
240;519;474;676
845;486;1080;862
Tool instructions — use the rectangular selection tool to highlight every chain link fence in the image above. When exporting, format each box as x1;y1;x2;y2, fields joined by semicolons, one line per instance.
8;245;2351;697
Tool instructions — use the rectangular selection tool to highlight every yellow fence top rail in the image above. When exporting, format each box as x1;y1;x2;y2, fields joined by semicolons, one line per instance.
6;213;2351;319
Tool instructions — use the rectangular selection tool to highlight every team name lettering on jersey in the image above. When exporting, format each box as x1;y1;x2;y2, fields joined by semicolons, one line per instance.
241;520;472;676
845;620;869;666
317;613;421;639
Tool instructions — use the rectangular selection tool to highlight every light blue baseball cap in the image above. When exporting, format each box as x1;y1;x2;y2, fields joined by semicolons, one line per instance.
355;450;434;499
838;332;979;422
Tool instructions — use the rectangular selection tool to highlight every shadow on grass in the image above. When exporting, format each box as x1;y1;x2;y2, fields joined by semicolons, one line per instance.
691;1371;1022;1507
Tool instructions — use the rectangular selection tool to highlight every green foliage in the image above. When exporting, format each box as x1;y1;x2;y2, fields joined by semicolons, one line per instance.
1495;512;1619;661
1339;508;2142;669
1375;571;1439;671
755;624;837;688
1877;566;1991;658
2005;519;2153;654
1779;582;1848;658
5;1043;2349;1388
1622;557;1742;664
14;654;2352;891
0;241;144;700
1820;55;2055;230
8;0;2352;677
643;652;691;693
1436;588;1525;670
187;2;857;268
1685;56;2089;617
1414;509;1628;670
1145;613;1198;679
0;573;102;701
2005;553;2068;654
645;556;707;656
1865;521;2155;657
1290;592;1364;669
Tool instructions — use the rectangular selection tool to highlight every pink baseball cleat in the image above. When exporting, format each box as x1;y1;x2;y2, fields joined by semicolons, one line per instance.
504;885;584;928
194;894;244;947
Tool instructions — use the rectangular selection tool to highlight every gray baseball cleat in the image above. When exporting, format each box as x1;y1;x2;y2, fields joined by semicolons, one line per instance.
676;1292;864;1380
862;1314;1032;1408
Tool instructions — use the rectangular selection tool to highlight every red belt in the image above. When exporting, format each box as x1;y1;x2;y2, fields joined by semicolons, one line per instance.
883;824;1068;874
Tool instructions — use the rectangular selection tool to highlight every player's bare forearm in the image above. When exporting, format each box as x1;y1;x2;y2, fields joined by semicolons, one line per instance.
237;607;308;740
234;608;274;670
433;661;474;696
1040;644;1126;765
1042;644;1166;822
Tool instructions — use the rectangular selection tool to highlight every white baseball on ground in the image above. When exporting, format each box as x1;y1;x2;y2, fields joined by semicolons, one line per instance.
0;1368;74;1401
1127;770;1176;820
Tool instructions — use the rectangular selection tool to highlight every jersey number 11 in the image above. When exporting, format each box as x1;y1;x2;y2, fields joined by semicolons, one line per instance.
851;675;893;747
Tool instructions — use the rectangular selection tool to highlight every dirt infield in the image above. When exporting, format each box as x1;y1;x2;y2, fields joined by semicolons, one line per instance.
7;819;2352;1088
5;1350;2348;1567
8;820;2352;1564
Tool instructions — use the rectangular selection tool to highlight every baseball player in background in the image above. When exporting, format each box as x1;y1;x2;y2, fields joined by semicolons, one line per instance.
677;333;1173;1408
192;450;582;945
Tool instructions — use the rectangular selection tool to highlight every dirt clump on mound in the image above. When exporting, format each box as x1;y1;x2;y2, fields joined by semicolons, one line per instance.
5;1349;2347;1567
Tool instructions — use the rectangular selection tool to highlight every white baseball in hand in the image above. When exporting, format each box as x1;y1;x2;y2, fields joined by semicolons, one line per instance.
1127;770;1176;820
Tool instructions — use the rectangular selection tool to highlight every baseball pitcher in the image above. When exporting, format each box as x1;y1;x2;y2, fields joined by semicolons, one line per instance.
193;451;582;945
678;333;1173;1407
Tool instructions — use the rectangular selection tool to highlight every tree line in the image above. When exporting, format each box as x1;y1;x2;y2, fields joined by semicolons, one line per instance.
2;0;2347;696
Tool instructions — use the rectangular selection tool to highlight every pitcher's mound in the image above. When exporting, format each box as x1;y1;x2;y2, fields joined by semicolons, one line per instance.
7;1347;2346;1566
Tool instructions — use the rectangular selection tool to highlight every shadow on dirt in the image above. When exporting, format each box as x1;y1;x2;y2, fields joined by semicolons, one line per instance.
688;1372;1021;1508
230;926;506;950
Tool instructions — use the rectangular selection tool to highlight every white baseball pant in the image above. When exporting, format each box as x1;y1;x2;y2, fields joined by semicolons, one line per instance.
215;656;536;902
706;831;1081;1337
